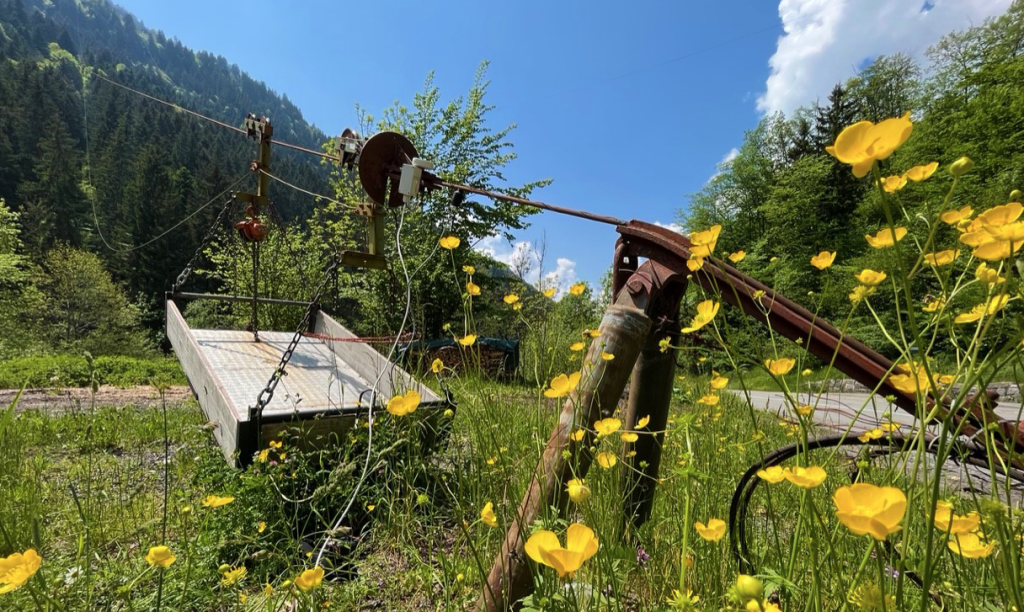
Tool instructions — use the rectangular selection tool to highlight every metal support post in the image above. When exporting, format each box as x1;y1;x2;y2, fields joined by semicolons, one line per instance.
478;305;651;612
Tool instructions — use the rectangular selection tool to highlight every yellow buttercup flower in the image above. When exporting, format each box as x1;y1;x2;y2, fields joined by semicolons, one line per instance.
524;523;599;578
890;371;933;395
621;432;639;443
849;285;876;303
933;501;980;535
784;465;827;488
569;341;585;352
221;566;247;586
697;393;719;406
294;567;324;591
796;403;814;416
858;428;884;443
681;300;720;333
954;294;1010;323
503;293;519;305
825;112;913;177
801;368;812;377
710;374;729;390
686;257;705;272
689;224;722;259
924;250;958;266
596;452;617;469
466;282;481;296
257;521;267;533
264;583;273;596
865;227;907;248
922;298;945;313
431;358;444;373
667;589;701;608
144;546;175;569
570;429;586;442
566;479;591;503
594;417;621;437
881;175;907;193
940;205;973;225
695;518;726;542
765;358;796;376
480;502;498;528
600;351;614;361
0;549;41;594
975;262;1005;284
269;440;282;449
833;483;907;540
458;334;477;346
583;328;602;338
439;236;460;250
948;533;995;558
258;448;270;463
810;250;836;270
569;282;586;296
728;250;746;263
544;372;582;398
756;466;786;484
543;287;556;298
978;201;1023;226
636;415;650;429
202;495;235;508
903;161;938;182
855;269;887;286
386;390;421;417
462;265;475;275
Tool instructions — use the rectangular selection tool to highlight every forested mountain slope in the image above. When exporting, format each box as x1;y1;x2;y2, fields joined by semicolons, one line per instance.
0;0;332;304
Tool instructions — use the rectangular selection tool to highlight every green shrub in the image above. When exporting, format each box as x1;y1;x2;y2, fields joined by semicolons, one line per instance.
0;354;185;388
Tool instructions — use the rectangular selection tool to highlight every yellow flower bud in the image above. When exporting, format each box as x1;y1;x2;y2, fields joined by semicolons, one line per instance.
736;574;764;602
1011;189;1022;201
950;156;973;177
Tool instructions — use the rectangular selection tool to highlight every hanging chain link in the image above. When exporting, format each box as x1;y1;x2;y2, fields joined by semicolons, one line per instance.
172;196;238;293
252;257;341;419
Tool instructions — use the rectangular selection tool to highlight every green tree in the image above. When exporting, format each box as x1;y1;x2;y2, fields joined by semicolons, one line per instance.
0;199;46;359
40;245;152;356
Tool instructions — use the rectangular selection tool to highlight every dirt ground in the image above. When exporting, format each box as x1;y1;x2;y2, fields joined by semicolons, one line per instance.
0;385;195;412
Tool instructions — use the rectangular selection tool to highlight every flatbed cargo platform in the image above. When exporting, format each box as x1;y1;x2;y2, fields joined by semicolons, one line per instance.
167;299;447;465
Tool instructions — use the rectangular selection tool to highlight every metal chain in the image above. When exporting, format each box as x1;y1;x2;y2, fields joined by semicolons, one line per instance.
252;257;341;419
172;196;238;293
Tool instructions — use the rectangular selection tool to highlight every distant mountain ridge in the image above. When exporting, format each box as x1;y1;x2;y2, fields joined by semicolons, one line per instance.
0;0;333;307
21;0;328;148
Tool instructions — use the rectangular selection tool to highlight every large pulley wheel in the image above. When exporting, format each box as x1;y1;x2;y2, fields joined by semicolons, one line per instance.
358;131;418;207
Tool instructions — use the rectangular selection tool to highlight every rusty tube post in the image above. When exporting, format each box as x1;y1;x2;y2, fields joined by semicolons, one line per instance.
478;305;651;612
623;330;677;528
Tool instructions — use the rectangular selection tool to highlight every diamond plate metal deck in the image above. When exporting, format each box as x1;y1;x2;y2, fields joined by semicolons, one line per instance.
191;329;369;419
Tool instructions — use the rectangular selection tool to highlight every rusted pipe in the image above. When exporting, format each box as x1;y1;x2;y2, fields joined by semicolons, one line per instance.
477;305;651;611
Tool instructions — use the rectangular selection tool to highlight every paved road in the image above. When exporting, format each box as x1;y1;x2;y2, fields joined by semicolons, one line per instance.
734;389;1024;435
731;389;1024;502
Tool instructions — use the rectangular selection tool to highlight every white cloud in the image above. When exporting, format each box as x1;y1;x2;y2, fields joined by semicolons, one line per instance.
721;147;740;166
474;236;579;298
710;147;741;181
654;221;685;234
758;0;1011;116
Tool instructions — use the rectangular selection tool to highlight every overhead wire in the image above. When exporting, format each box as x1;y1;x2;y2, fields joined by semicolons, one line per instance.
93;172;250;254
259;169;357;210
94;73;342;162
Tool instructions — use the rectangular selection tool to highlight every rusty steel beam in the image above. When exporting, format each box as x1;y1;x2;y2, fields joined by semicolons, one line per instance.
615;220;1024;454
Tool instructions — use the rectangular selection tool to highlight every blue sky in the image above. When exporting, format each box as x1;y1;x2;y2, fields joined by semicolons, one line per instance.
114;0;1010;294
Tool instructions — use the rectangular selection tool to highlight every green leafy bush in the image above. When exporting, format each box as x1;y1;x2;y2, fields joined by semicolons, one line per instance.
0;355;185;388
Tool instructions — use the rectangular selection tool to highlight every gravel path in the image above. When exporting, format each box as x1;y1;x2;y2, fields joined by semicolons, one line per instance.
0;385;194;412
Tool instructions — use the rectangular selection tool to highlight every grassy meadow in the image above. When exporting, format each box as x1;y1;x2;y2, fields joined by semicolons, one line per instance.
3;116;1024;612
